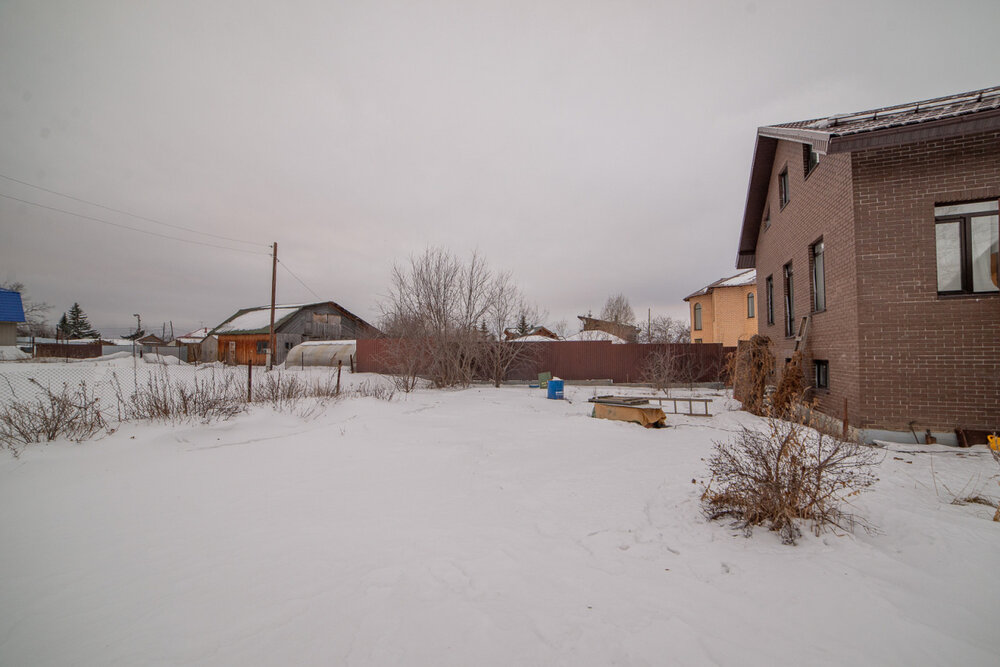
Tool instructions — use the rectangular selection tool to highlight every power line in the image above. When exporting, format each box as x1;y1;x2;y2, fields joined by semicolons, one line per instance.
0;191;271;257
277;258;322;300
0;172;270;248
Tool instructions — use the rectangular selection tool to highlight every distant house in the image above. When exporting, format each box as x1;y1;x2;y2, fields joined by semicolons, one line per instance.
683;270;757;346
209;301;379;366
169;327;211;363
503;325;559;341
576;316;640;343
734;85;999;441
0;288;26;347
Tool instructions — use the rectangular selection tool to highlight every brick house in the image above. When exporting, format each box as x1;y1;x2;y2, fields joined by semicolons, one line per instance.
683;269;758;346
735;86;999;442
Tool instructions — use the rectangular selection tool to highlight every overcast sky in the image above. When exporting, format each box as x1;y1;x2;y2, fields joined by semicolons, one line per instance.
1;0;998;336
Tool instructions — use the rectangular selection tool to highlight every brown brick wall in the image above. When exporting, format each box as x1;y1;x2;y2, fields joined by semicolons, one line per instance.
754;142;861;423
852;131;1000;431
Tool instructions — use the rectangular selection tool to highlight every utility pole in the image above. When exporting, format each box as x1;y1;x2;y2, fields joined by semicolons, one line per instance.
648;308;651;343
268;241;278;370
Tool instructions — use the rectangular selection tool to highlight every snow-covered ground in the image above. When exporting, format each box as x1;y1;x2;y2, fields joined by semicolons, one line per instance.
1;370;998;666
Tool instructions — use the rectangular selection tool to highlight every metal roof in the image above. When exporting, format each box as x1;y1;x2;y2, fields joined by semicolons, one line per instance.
684;270;756;301
0;288;26;323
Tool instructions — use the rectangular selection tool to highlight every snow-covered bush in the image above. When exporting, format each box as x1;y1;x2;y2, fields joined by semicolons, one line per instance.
703;419;879;544
0;379;109;454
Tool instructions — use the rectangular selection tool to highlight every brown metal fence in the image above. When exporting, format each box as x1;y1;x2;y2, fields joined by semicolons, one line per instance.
33;342;103;359
356;339;734;384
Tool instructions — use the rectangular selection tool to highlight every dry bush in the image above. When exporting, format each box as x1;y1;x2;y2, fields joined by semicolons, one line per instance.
350;379;396;401
990;435;1000;521
703;418;879;544
114;368;245;423
771;351;804;418
0;379;109;454
641;348;676;394
726;335;774;415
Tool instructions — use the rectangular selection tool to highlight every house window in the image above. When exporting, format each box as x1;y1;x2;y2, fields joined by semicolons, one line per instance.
783;262;794;337
803;144;819;177
811;239;826;312
778;168;790;208
747;292;755;318
694;338;702;344
814;360;829;389
256;340;267;354
765;275;774;325
693;303;702;331
935;200;999;294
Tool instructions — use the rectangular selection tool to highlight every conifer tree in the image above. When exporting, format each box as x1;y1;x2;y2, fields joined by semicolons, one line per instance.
65;302;101;339
516;313;530;337
57;313;71;338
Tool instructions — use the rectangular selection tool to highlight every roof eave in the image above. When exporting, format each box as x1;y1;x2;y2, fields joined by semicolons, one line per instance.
734;133;778;269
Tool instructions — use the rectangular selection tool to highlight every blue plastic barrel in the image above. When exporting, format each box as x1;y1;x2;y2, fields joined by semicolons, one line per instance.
547;378;564;400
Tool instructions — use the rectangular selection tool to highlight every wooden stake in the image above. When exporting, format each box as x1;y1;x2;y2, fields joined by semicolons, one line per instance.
268;241;277;371
337;360;342;396
247;360;253;402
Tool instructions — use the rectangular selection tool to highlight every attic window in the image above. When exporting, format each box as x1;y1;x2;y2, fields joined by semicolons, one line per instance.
803;144;819;177
778;168;790;209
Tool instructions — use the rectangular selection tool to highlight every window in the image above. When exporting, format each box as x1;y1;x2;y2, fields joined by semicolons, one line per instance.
803;144;819;177
694;338;702;344
693;303;702;331
814;360;829;389
811;239;826;312
256;340;267;354
765;275;774;325
778;168;790;208
747;292;755;318
935;200;999;294
783;262;794;337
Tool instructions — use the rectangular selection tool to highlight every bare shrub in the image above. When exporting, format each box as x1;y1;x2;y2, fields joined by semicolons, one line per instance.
703;419;879;544
989;434;1000;522
0;379;109;454
350;379;396;401
641;348;676;394
771;351;805;418
726;335;774;415
114;367;245;423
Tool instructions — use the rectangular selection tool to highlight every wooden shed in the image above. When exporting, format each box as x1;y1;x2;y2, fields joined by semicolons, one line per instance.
209;301;378;366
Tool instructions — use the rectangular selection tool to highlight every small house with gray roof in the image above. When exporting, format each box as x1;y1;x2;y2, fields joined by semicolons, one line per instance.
209;301;378;366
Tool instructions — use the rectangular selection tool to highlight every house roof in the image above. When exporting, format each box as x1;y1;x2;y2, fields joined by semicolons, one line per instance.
0;288;25;323
209;301;376;336
684;269;756;301
736;85;1000;269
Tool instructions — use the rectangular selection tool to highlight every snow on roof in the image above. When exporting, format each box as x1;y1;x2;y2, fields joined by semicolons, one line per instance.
213;306;305;335
509;335;560;342
685;270;756;300
769;85;1000;138
563;330;627;344
298;340;356;347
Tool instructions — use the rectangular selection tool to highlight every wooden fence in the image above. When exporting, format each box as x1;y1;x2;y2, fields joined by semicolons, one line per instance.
356;339;733;384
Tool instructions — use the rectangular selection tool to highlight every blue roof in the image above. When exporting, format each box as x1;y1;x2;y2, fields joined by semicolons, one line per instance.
0;288;26;323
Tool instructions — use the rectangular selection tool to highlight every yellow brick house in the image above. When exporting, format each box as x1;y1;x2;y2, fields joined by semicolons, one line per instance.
683;270;757;346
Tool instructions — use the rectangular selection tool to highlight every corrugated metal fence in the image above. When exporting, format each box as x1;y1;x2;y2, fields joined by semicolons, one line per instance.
357;339;733;384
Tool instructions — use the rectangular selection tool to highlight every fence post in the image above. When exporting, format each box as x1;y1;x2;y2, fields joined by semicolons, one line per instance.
337;360;342;396
350;353;354;373
247;361;253;403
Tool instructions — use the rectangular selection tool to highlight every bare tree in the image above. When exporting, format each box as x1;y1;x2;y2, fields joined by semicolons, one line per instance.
639;315;690;343
381;248;537;388
600;293;635;325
